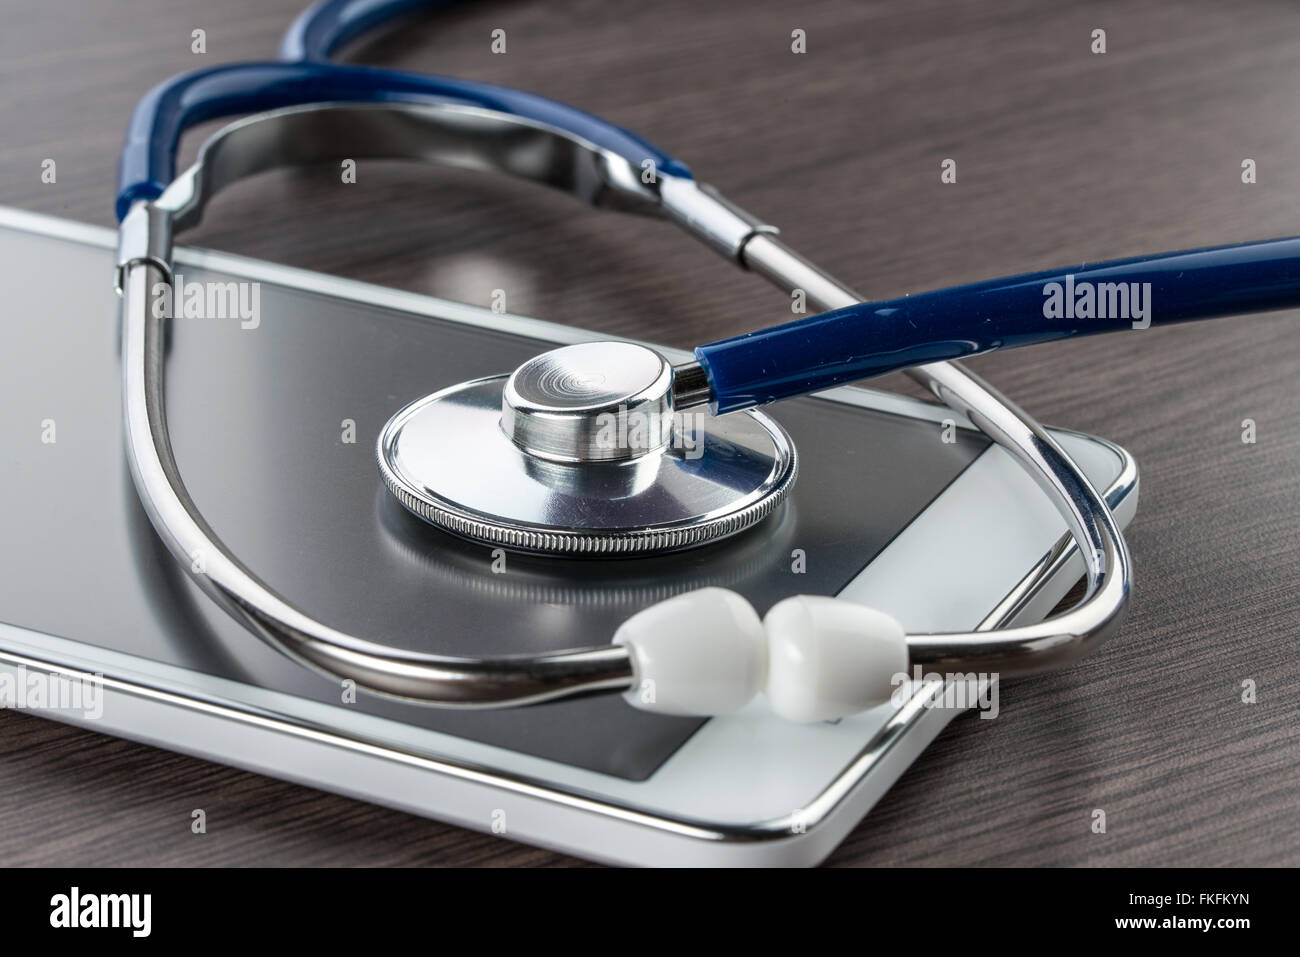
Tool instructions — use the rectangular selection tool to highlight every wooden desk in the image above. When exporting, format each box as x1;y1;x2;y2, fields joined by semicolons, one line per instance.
1;0;1297;865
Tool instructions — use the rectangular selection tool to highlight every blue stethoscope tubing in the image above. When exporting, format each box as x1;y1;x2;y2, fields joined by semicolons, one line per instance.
117;0;1300;418
699;237;1300;413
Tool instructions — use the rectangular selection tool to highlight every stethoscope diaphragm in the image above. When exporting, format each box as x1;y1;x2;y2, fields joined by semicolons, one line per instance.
376;342;798;557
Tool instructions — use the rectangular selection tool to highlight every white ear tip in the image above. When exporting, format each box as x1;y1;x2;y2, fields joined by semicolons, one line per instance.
613;588;766;715
763;596;908;723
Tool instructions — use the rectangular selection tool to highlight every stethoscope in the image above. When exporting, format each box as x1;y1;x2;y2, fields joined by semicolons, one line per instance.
113;0;1299;723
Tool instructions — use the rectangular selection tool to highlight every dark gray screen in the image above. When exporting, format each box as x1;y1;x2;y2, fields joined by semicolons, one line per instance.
0;226;988;780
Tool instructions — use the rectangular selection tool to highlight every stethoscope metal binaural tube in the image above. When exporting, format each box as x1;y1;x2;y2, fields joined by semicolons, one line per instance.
736;233;1131;676
112;0;1145;714
115;95;1130;708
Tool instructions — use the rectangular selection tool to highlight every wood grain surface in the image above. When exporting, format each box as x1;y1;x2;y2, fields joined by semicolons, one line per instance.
2;0;1298;866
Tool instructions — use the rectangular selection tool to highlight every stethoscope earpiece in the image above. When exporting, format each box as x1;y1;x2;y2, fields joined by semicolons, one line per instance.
614;588;907;722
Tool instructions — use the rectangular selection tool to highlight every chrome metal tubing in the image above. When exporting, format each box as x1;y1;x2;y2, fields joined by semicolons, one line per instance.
669;360;711;410
117;97;1131;708
114;101;783;706
739;231;1132;677
116;99;673;705
120;258;635;704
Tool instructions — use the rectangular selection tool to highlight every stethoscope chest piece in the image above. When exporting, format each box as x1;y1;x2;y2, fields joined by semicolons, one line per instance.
377;342;798;556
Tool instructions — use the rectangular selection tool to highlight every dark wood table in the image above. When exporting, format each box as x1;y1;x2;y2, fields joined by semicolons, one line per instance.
2;0;1297;866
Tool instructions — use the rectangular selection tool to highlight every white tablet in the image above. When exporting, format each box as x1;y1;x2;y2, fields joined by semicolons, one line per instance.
0;207;1137;866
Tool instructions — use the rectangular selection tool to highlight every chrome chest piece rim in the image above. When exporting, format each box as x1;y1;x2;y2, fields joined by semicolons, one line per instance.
377;344;798;557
